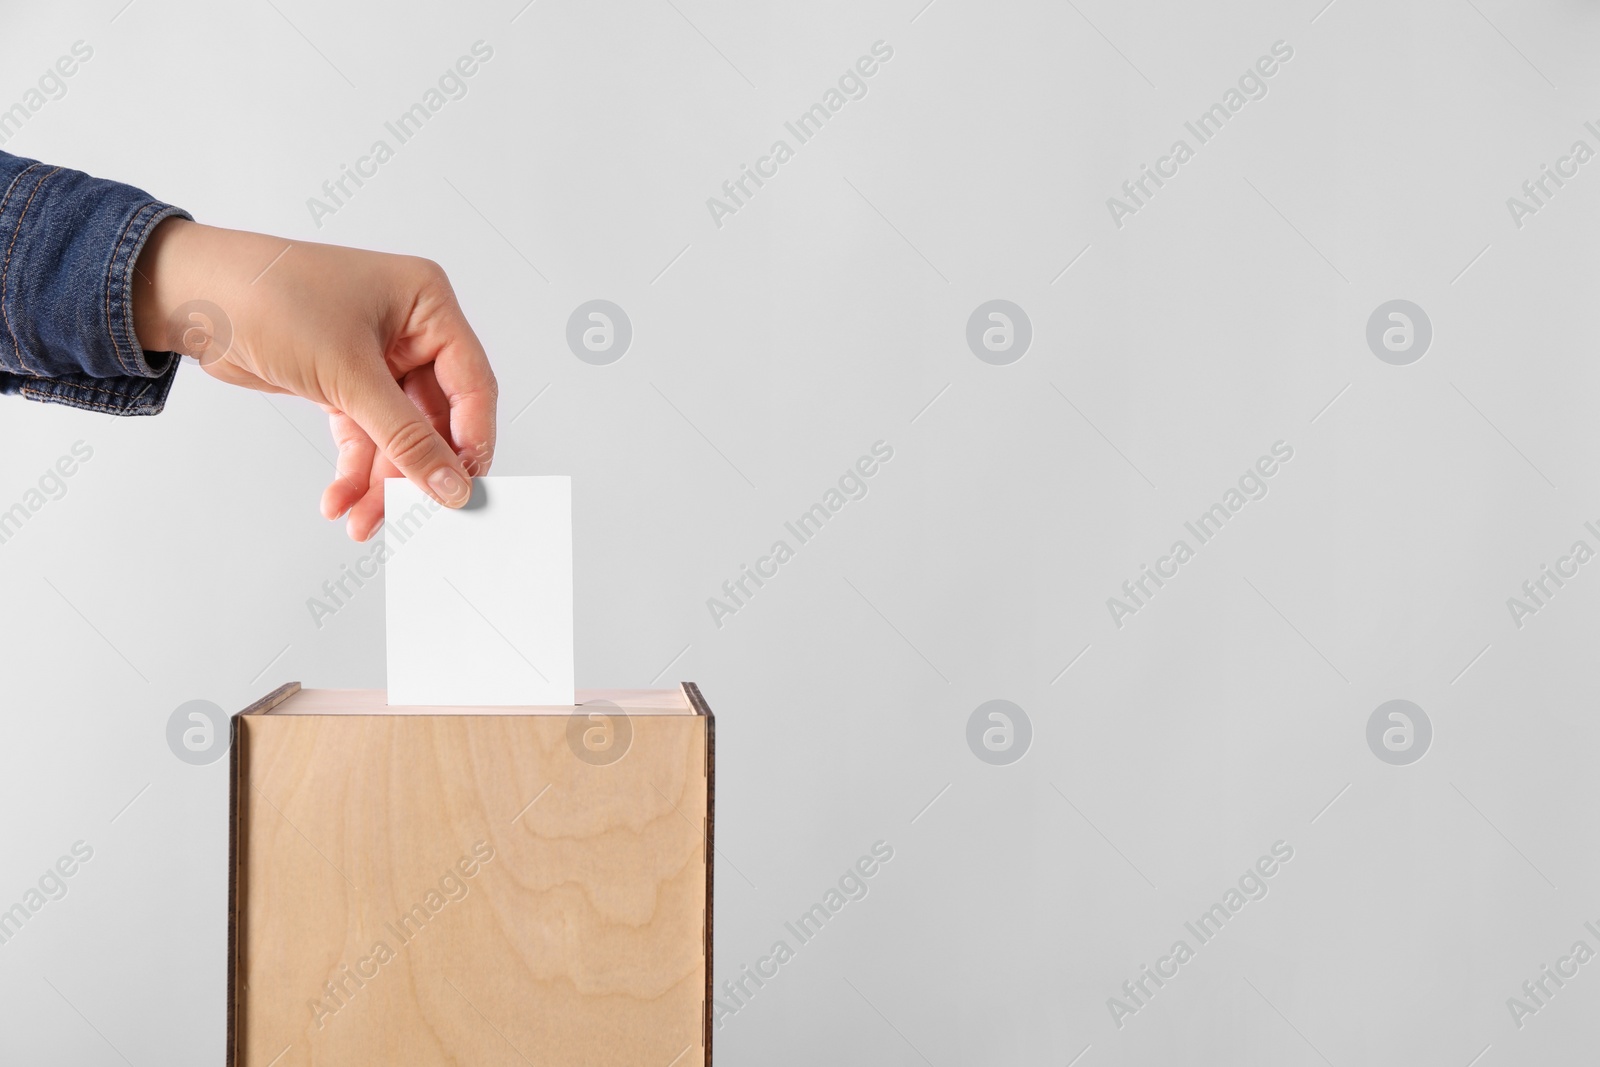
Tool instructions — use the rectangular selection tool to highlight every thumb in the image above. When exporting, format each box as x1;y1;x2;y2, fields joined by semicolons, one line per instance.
342;363;473;508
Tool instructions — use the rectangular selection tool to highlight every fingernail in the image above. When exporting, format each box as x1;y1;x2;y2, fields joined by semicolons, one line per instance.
429;467;470;507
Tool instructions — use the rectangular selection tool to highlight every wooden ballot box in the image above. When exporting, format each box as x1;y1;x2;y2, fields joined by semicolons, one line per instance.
227;682;714;1066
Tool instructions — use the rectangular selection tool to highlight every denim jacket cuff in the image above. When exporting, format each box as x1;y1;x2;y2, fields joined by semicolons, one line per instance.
25;202;190;415
0;153;192;416
1;359;178;415
112;202;192;377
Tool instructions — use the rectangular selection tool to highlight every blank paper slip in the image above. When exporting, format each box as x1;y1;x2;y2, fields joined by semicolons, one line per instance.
384;475;575;706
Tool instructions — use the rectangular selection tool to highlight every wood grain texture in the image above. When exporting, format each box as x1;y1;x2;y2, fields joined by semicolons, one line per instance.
232;697;708;1066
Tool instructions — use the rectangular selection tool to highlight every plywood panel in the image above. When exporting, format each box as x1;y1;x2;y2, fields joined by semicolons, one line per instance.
233;704;708;1066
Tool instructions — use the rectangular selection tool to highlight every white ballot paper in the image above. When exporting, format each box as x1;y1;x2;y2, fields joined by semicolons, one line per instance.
384;475;575;706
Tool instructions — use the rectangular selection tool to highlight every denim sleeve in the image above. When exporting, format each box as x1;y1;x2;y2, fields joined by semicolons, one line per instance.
0;150;191;415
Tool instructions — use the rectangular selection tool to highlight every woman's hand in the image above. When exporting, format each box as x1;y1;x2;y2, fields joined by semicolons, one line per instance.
131;219;497;541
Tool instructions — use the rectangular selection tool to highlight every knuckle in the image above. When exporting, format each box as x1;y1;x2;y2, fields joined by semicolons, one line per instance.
409;256;452;290
461;440;495;476
384;419;441;471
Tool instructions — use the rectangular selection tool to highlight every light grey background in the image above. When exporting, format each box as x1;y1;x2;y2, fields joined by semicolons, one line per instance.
1;0;1597;1063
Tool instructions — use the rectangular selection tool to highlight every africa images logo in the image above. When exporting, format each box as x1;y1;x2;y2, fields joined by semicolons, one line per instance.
1105;40;1295;228
966;700;1031;765
966;301;1032;365
565;300;632;365
167;700;230;766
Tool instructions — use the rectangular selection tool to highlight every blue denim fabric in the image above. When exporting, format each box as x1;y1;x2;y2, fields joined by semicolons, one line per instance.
0;150;190;415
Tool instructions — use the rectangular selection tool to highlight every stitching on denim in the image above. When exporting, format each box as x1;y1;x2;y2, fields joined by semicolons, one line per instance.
22;375;163;411
0;163;40;373
20;381;123;414
30;378;149;400
105;201;159;376
3;167;60;375
0;164;35;214
0;164;54;376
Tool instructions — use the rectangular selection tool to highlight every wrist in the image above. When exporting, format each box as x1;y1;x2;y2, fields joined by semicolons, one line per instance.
132;217;194;351
131;220;270;360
